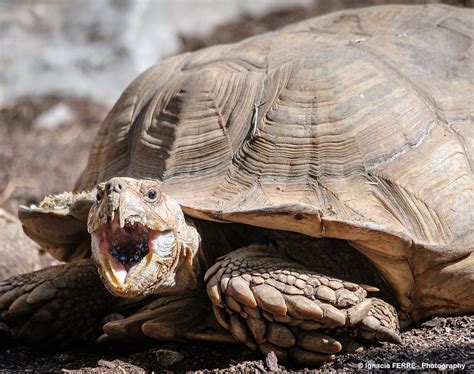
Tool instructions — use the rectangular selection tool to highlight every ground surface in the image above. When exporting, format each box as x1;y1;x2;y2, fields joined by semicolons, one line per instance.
0;96;107;215
0;316;472;372
1;1;473;373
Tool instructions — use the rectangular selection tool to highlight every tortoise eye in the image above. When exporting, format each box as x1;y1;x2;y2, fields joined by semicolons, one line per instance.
96;190;103;202
145;188;159;202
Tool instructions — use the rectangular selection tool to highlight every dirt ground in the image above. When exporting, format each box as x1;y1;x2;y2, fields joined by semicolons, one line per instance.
0;316;472;372
1;1;473;372
0;96;108;215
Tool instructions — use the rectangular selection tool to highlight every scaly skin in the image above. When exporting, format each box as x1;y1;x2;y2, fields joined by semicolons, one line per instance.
204;245;401;364
0;259;117;345
86;177;401;364
0;177;401;364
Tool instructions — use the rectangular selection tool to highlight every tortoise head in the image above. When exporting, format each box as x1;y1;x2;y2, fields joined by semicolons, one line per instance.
88;177;201;298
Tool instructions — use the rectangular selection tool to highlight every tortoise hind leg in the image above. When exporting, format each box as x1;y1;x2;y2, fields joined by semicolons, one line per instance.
357;297;402;344
0;258;118;345
102;291;235;344
205;244;402;365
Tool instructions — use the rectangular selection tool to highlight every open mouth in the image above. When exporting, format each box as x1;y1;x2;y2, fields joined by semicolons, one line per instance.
93;214;174;287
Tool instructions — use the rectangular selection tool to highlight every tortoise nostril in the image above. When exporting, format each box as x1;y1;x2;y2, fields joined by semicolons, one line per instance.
106;179;126;195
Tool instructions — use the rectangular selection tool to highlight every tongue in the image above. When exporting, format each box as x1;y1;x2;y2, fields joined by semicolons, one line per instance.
111;259;128;285
115;267;127;285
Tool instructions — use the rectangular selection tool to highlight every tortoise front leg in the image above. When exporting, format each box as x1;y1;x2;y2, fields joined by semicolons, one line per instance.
205;244;402;365
102;291;235;344
0;258;118;345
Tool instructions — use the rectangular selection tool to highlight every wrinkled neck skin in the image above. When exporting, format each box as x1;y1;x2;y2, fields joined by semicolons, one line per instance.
158;216;205;295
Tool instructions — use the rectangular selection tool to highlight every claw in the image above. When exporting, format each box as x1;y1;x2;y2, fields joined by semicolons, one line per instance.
358;321;403;345
356;299;402;345
375;325;403;345
320;303;346;326
297;330;342;354
346;299;372;325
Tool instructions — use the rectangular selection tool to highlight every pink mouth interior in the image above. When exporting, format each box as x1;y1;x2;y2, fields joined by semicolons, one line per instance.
98;215;151;272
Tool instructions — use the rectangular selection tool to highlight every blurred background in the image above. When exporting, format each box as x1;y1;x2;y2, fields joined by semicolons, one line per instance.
0;0;472;214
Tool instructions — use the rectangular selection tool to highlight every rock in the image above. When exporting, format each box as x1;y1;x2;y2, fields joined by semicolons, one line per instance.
266;351;279;371
98;359;144;372
154;349;184;367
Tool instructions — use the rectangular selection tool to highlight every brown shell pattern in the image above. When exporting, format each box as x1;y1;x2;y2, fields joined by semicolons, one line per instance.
77;5;473;263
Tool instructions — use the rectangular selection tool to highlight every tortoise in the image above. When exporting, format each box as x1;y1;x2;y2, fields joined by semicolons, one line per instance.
0;4;472;365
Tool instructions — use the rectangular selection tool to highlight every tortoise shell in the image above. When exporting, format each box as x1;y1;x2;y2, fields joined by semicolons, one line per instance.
26;5;474;320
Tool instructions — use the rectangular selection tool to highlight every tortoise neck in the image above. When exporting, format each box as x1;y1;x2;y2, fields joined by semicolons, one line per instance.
174;216;204;291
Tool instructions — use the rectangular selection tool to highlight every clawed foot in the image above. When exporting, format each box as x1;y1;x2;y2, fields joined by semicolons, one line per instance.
0;259;117;345
205;245;402;365
102;291;235;344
